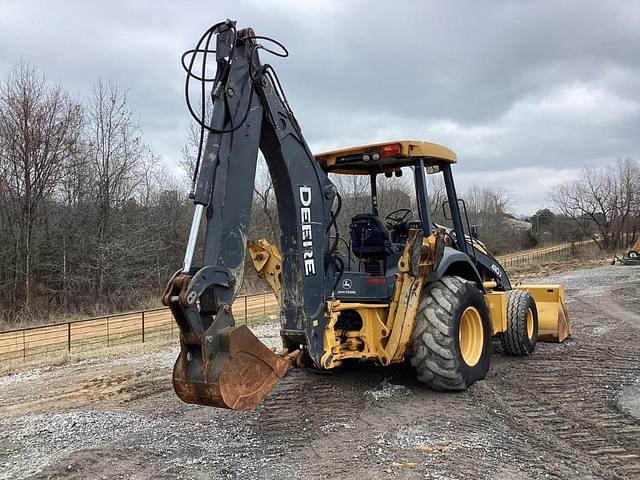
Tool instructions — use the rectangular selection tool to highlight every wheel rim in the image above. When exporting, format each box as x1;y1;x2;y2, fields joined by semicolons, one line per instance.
459;306;484;367
526;309;534;339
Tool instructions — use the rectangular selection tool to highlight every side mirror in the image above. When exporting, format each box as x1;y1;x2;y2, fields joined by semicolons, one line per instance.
470;225;479;239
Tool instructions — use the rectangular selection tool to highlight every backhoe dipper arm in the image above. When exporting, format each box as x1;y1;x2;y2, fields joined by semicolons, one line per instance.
163;22;336;409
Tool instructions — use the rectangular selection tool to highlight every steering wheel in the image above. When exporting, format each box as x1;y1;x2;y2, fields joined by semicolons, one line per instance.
384;208;413;228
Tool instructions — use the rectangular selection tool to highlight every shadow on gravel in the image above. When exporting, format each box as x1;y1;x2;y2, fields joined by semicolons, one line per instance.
304;359;422;388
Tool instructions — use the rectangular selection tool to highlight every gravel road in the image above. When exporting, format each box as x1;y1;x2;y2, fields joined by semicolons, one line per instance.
1;265;639;480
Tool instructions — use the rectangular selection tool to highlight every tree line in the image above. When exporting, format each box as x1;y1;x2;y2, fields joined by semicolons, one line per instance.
551;158;640;251
0;63;191;325
1;62;636;327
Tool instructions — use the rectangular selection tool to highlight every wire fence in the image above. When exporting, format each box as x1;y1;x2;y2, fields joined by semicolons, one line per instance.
0;292;279;365
0;240;593;366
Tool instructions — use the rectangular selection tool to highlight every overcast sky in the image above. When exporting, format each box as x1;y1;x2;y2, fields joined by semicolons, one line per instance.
1;0;638;214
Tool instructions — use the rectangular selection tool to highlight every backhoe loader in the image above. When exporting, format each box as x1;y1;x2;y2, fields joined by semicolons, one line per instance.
612;238;640;265
163;20;572;410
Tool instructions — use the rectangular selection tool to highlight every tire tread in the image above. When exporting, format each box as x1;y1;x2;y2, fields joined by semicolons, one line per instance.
409;276;489;391
501;290;537;356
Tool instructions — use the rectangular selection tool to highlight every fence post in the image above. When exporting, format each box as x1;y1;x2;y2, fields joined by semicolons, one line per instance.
263;294;266;315
106;317;110;347
244;296;248;324
68;322;71;352
141;311;145;343
23;329;26;359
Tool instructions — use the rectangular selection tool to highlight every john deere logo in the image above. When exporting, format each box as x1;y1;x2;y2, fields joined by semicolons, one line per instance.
342;279;352;289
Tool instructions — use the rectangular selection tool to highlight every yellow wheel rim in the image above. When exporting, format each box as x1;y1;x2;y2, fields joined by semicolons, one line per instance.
526;309;534;339
459;306;484;367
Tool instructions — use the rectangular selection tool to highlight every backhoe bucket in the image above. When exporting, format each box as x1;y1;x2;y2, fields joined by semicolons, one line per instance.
173;325;291;410
516;284;572;342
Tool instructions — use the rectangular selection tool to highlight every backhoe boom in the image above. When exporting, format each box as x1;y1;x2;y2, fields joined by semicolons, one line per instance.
163;22;335;409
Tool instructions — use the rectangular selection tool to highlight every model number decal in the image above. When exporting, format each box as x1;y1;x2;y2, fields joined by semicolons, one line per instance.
491;264;502;278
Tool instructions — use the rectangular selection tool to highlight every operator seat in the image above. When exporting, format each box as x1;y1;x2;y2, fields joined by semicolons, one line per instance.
350;214;394;260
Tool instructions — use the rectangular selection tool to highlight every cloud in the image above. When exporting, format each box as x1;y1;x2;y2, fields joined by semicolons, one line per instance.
454;166;581;214
0;0;638;214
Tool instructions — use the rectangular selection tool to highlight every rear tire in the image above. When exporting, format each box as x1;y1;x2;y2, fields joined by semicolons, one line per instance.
409;276;492;390
501;290;538;356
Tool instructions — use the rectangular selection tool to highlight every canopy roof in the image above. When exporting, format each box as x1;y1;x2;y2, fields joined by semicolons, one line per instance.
314;140;457;175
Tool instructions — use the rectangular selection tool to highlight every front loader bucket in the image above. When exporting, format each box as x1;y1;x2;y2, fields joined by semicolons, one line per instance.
516;284;572;342
173;325;291;410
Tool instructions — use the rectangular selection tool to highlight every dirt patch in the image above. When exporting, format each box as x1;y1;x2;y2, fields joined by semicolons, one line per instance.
1;266;639;479
611;283;640;320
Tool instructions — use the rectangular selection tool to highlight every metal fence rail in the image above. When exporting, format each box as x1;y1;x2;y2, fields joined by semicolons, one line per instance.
0;292;279;365
496;240;592;268
0;241;592;366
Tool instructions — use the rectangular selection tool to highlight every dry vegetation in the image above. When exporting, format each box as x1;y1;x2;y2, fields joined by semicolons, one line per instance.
506;242;612;282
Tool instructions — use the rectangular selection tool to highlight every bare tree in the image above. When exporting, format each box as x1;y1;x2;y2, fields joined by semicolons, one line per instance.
179;119;199;185
0;66;200;325
46;144;93;308
377;174;414;218
179;102;212;188
427;175;447;222
252;164;278;241
85;79;145;297
462;186;521;253
0;62;82;312
551;158;639;251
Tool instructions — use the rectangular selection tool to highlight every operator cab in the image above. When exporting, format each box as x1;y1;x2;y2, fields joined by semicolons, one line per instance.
314;141;459;302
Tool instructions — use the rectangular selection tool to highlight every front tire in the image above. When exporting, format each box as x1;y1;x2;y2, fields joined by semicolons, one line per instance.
409;276;492;390
501;289;538;356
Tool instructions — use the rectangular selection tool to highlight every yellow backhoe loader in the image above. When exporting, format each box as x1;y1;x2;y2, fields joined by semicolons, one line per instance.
163;20;572;410
613;238;640;265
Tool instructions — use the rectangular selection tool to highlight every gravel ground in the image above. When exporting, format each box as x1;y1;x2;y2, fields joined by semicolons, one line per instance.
1;265;639;480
